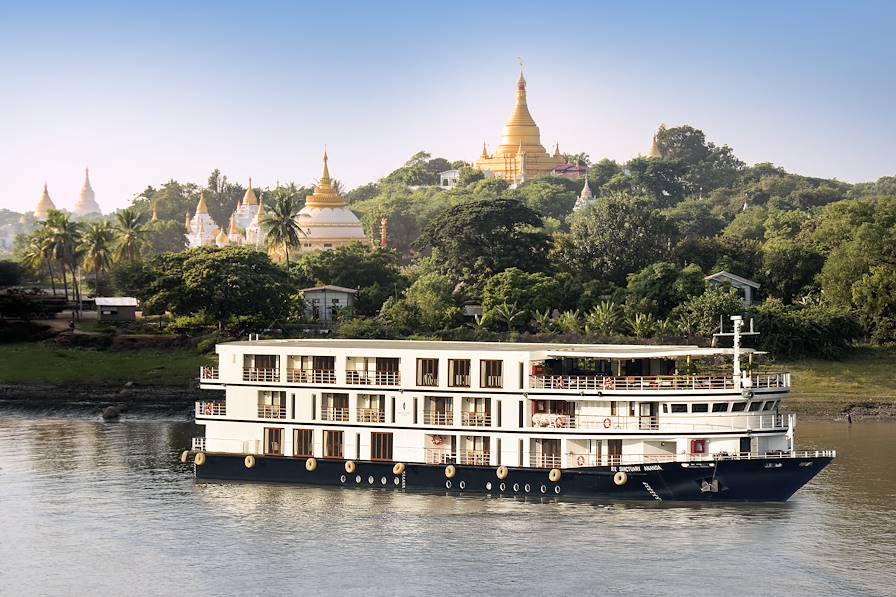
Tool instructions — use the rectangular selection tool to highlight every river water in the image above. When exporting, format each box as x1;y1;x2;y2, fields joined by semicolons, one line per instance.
0;415;893;597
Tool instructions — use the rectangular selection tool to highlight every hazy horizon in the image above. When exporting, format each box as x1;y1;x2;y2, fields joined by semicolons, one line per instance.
2;0;894;214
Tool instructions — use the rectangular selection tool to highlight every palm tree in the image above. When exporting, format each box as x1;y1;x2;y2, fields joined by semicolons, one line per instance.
532;309;554;334
556;310;581;335
80;221;116;294
21;229;57;295
261;194;305;270
114;208;146;263
584;301;622;335
45;210;83;302
492;302;526;332
627;312;656;339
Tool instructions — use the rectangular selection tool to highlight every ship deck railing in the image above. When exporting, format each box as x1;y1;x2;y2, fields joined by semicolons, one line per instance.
356;408;385;423
346;370;401;386
321;407;350;422
529;373;789;392
423;411;454;426
196;401;226;416
287;369;336;384
258;404;287;419
243;367;280;383
530;413;787;432
199;366;219;381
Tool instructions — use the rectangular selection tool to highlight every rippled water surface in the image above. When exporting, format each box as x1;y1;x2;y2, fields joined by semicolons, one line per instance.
0;415;893;596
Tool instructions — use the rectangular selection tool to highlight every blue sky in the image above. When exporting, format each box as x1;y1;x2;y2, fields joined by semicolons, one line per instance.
2;0;894;213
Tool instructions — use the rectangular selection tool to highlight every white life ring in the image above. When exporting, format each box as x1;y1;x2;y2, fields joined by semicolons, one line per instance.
344;460;356;474
496;465;508;480
576;455;586;466
445;465;456;479
613;471;628;486
393;462;406;475
305;457;317;472
549;468;562;482
244;454;256;469
194;452;206;466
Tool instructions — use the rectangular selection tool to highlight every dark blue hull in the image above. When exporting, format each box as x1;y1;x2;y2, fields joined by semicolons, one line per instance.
194;453;832;502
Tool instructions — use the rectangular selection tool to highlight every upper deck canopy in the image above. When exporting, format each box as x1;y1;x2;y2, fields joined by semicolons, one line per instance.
219;338;761;359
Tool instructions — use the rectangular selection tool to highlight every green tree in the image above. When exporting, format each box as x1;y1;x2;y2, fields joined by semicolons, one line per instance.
144;219;187;255
561;193;670;285
508;179;577;223
379;272;460;333
759;238;824;303
415;198;551;288
626;262;705;317
584;301;623;335
851;266;896;342
481;268;562;320
113;208;146;264
80;221;116;294
261;192;304;270
671;286;744;337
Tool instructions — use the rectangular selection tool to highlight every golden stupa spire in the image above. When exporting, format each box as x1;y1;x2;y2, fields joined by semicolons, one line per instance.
497;61;543;156
305;148;344;208
553;141;561;158
242;177;258;206
34;183;56;219
196;190;209;214
646;124;664;159
481;141;489;159
215;228;229;246
580;175;593;199
228;214;238;235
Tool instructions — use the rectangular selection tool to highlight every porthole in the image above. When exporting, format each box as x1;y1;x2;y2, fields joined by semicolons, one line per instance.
486;482;492;491
513;483;520;492
524;483;531;493
446;480;452;489
499;483;506;491
540;485;547;494
459;480;466;490
340;475;346;484
554;485;561;494
393;477;400;486
355;475;362;484
381;476;387;485
368;475;374;484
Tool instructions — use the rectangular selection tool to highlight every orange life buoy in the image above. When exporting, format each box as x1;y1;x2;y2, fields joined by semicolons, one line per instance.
554;416;564;428
432;435;443;446
603;377;615;390
576;455;586;466
555;376;565;389
603;417;612;429
204;402;212;415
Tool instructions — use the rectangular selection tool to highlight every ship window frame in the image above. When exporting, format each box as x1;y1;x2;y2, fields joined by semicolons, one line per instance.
480;360;503;389
748;401;763;412
323;430;344;459
417;358;439;387
670;404;688;413
448;358;471;388
731;402;747;412
711;403;729;413
263;427;283;456
691;403;709;413
293;428;314;457
371;431;394;461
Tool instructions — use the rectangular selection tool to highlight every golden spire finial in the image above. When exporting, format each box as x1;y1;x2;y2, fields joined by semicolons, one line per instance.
241;177;258;205
196;190;209;214
215;228;229;246
228;214;238;235
319;147;331;188
580;175;593;199
306;148;344;208
481;141;489;159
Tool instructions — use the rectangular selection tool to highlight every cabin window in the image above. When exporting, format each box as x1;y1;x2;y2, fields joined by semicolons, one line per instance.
481;360;503;388
371;432;393;461
670;404;687;413
691;403;709;413
417;358;439;386
449;359;471;387
662;403;668;414
323;430;344;458
258;390;286;418
263;428;283;455
610;401;618;416
731;402;747;412
711;403;729;413
293;429;313;457
765;400;778;411
748;401;763;412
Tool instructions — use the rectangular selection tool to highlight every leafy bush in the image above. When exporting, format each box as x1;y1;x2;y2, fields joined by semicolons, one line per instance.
750;299;863;358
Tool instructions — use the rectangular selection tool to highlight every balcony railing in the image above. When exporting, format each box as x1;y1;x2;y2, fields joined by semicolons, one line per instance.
417;374;439;387
199;366;219;380
565;449;836;468
356;408;385;423
423;411;454;426
196;401;226;416
459;450;490;466
530;413;787;432
191;437;206;451
449;374;471;388
482;375;503;389
461;412;491;427
346;370;401;386
425;448;455;464
321;407;349;422
258;404;286;419
530;453;563;468
244;367;280;383
287;369;335;384
528;373;790;391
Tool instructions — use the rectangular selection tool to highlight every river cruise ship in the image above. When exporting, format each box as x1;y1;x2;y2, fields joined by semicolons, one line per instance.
189;318;834;501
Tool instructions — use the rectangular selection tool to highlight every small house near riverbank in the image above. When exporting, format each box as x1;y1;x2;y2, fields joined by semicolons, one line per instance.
704;271;760;306
96;297;138;322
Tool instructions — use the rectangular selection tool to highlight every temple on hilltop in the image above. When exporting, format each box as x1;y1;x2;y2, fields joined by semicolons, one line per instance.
295;149;369;252
573;176;595;211
185;191;221;247
646;125;663;159
475;66;567;186
33;183;56;220
73;168;102;216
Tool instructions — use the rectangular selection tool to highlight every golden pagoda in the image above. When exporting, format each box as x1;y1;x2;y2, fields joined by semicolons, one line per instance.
646;125;663;159
34;183;56;220
474;66;566;184
294;149;369;251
